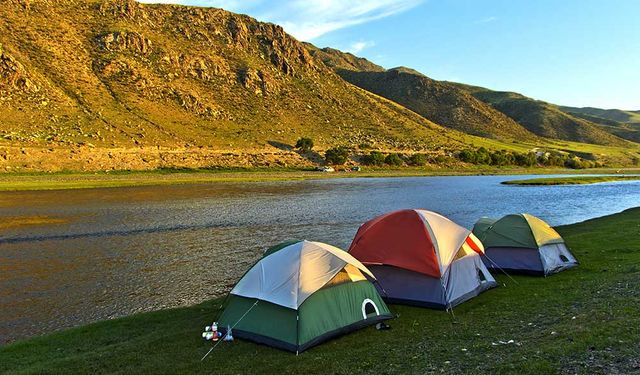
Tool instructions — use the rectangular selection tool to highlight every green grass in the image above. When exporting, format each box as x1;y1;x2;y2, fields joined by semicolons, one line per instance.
2;167;640;192
503;175;640;185
2;208;639;374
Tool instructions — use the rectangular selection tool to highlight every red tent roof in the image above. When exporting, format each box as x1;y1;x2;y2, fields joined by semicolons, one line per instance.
349;210;442;278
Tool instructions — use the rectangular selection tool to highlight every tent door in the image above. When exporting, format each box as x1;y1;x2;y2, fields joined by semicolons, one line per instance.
361;299;380;319
539;243;577;272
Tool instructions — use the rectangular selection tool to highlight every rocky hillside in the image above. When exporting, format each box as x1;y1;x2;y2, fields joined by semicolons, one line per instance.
452;84;630;146
0;0;636;172
304;44;385;73
0;0;476;171
308;47;537;141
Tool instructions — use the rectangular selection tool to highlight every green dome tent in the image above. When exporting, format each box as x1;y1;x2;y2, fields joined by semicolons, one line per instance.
218;240;392;353
472;213;578;275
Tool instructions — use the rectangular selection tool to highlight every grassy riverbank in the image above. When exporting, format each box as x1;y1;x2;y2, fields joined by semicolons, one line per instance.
1;167;640;191
503;175;640;185
1;208;639;374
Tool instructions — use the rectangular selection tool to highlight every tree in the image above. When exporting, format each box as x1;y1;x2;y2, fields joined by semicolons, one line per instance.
564;158;586;169
325;146;349;165
514;152;537;167
363;151;385;166
295;137;314;153
475;147;492;165
458;149;476;163
408;153;428;166
385;153;404;166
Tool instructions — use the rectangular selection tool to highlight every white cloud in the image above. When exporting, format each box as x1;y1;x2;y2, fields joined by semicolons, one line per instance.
270;0;424;40
346;40;376;54
474;16;497;24
137;0;424;41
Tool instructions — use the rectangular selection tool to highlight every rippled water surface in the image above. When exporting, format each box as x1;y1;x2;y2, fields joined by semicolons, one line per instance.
1;175;639;343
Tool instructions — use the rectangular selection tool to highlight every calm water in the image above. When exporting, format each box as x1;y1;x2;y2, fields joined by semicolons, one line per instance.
1;175;639;343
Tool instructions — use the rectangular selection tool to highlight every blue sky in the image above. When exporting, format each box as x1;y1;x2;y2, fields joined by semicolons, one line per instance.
139;0;639;110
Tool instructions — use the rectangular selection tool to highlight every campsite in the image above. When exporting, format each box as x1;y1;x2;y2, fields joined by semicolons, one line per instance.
1;206;639;374
1;0;639;373
1;175;639;374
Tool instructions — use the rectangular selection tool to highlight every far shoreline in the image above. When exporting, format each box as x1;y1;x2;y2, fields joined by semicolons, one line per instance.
502;175;640;186
1;166;640;192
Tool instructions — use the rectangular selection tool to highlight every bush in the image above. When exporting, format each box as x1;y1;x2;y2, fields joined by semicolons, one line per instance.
513;152;537;167
434;155;449;164
408;153;428;166
474;147;492;165
295;137;314;153
363;151;385;166
490;150;513;166
458;150;476;163
455;147;600;169
565;158;586;169
384;153;404;166
325;146;350;165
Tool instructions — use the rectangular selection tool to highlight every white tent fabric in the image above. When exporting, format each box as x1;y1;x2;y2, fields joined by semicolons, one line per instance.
231;241;374;310
539;243;578;272
416;210;477;272
443;254;496;303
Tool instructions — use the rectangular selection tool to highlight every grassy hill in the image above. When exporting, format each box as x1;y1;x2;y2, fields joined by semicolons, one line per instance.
1;208;639;374
308;47;538;141
451;84;630;147
0;0;478;166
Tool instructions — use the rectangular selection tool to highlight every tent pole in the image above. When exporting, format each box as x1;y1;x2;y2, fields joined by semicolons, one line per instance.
296;313;300;356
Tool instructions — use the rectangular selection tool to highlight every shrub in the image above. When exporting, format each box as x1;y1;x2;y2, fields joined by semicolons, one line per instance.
458;150;476;163
490;150;512;166
475;147;492;165
363;151;385;166
434;155;449;164
384;153;404;166
564;158;585;169
408;153;428;166
295;137;314;153
513;152;537;167
325;146;350;165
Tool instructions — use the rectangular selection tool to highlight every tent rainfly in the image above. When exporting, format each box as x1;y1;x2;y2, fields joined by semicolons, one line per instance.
218;240;392;353
472;213;578;276
349;209;497;309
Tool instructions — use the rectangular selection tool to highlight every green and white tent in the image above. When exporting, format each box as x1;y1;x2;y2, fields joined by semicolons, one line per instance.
218;240;392;353
473;213;578;275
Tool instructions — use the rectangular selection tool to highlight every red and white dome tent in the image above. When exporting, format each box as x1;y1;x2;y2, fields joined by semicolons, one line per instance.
349;209;497;309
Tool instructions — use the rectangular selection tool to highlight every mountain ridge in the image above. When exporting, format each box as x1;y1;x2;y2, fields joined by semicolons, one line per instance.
308;47;539;141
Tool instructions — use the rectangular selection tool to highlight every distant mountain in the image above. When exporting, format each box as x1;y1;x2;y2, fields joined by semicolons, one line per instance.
451;84;630;146
559;107;640;124
308;47;537;141
558;106;640;142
